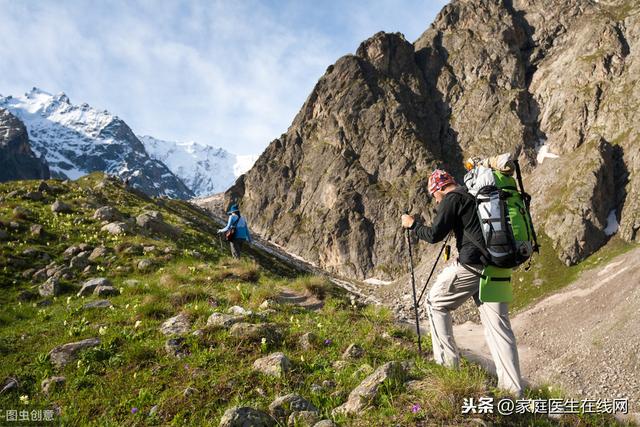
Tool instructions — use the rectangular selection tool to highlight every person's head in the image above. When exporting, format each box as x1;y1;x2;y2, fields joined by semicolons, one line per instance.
227;204;240;215
428;169;457;203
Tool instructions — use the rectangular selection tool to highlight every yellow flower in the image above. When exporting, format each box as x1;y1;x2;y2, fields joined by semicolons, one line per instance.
19;395;29;405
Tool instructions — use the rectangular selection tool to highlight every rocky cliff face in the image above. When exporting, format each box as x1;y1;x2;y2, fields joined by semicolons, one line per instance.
0;108;49;182
226;0;639;279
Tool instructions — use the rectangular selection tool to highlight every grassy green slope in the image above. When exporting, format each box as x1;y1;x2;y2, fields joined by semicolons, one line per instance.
0;174;620;426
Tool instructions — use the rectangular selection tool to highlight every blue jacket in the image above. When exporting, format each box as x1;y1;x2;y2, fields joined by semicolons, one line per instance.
219;213;251;242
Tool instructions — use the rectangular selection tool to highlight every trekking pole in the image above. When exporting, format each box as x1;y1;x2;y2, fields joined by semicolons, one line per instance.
405;212;422;354
417;232;451;305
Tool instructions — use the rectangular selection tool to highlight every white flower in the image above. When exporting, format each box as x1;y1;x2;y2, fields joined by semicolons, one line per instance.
261;337;267;345
99;326;107;335
19;395;29;405
119;287;124;294
134;320;142;329
63;320;68;326
66;296;72;305
125;304;130;309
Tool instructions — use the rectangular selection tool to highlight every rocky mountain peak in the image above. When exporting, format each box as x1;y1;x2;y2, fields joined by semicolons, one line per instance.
225;0;640;279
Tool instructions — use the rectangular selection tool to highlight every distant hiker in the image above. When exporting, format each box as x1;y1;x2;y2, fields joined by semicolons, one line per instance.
401;169;524;397
218;204;251;259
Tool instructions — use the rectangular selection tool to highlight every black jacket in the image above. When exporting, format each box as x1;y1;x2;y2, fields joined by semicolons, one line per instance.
411;187;485;265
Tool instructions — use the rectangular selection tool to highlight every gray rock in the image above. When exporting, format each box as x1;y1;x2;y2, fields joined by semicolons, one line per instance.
12;206;31;219
0;109;50;182
88;246;109;260
137;259;153;271
332;361;407;415
41;376;66;394
313;421;339;427
63;245;82;259
101;221;132;235
51;199;72;214
227;305;252;316
253;352;291;377
83;300;113;309
93;206;123;222
206;313;244;329
299;332;320;350
69;254;90;270
37;181;50;192
48;338;101;368
269;394;317;421
123;279;141;287
24;191;43;201
30;224;44;237
93;286;120;297
342;343;365;360
77;278;111;297
229;322;282;345
219;407;275;427
0;377;18;395
136;211;181;238
160;313;191;336
39;277;60;297
165;337;189;358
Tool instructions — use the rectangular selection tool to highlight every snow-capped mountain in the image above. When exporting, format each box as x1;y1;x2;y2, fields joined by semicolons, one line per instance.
0;88;193;199
139;136;258;197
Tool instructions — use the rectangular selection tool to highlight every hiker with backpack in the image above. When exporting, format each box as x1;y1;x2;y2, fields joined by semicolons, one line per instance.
218;204;252;259
401;168;525;397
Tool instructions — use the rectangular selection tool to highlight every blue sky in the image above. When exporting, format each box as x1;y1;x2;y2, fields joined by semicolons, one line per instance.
0;0;448;155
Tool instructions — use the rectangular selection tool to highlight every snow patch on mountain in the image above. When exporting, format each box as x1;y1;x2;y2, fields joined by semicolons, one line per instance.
140;135;257;197
0;88;193;198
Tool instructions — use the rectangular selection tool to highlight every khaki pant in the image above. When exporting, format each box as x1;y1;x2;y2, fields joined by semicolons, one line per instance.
426;260;524;396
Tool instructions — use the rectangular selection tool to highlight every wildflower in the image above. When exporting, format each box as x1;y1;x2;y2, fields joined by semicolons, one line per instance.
19;395;29;405
131;407;138;414
411;403;421;413
66;296;72;305
125;304;130;309
63;320;68;326
261;337;267;346
317;322;323;329
99;326;107;335
300;355;305;362
324;339;332;346
134;320;142;329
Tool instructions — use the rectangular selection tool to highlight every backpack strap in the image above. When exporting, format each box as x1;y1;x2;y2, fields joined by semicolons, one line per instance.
459;261;486;279
463;230;492;265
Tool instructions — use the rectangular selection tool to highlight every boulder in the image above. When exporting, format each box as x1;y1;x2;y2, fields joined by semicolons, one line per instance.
101;221;132;235
24;191;43;201
206;313;244;329
137;259;153;271
268;393;316;420
299;332;320;350
51;199;72;214
63;245;82;259
94;286;119;297
88;246;110;260
227;305;252;316
136;211;181;237
160;313;191;336
38;277;60;297
219;407;275;427
253;352;291;377
41;376;66;394
48;338;101;368
77;278;112;297
83;300;113;309
342;343;365;360
12;206;31;219
30;224;44;238
93;206;123;222
229;322;282;345
332;361;407;415
69;254;90;270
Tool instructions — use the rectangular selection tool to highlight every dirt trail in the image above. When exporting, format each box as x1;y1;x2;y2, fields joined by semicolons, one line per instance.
453;247;640;419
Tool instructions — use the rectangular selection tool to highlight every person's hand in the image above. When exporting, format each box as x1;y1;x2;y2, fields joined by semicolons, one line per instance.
401;214;415;229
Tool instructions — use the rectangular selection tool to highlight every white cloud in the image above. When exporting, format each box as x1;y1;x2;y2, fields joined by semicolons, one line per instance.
0;0;446;156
